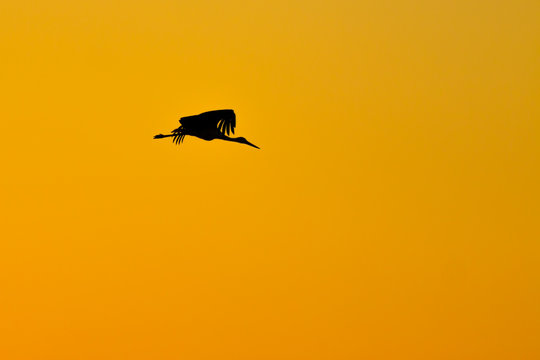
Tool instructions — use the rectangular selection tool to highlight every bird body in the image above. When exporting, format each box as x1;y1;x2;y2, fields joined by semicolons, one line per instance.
154;109;259;149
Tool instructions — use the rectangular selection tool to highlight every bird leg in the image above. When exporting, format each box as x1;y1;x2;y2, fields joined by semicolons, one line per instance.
153;134;174;139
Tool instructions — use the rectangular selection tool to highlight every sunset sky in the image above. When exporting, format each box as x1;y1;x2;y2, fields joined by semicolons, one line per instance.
1;0;539;359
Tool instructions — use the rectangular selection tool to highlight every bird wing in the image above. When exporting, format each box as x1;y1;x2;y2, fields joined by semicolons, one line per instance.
180;109;236;135
171;127;185;144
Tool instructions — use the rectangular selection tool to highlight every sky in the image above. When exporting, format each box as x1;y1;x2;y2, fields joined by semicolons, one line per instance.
1;0;539;359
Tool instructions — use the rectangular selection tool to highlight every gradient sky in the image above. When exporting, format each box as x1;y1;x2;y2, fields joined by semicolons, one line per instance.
1;1;539;359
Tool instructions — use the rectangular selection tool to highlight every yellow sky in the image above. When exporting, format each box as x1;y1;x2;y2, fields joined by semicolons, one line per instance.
1;1;539;359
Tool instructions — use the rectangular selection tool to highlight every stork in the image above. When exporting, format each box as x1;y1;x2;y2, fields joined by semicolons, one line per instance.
154;109;259;149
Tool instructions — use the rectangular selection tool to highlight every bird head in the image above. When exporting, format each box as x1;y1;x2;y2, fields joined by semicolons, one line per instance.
237;137;260;149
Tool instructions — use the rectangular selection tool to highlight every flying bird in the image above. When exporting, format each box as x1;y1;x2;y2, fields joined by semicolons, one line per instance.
154;109;259;149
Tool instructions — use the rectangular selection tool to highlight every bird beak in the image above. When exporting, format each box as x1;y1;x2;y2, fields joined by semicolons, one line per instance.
245;141;260;149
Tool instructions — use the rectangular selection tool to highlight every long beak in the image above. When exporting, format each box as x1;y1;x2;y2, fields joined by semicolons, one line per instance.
245;140;260;149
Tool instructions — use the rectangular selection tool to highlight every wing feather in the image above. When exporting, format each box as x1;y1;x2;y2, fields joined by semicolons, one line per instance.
172;127;185;145
180;109;236;136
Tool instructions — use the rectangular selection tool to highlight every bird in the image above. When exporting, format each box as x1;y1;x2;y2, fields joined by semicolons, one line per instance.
154;109;259;149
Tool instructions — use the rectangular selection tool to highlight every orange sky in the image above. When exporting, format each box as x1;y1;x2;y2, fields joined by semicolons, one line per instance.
1;1;539;359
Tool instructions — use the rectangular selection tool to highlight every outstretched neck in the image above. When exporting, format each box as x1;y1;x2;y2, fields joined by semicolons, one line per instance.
219;134;241;143
219;134;260;149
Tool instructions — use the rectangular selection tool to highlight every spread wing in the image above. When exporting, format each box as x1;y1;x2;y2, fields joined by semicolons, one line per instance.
180;109;236;135
171;128;185;144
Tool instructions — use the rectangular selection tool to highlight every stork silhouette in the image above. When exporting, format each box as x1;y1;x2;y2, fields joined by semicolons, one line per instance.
154;109;259;149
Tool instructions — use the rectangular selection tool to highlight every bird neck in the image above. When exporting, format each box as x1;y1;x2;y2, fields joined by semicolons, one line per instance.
218;134;242;143
217;134;259;149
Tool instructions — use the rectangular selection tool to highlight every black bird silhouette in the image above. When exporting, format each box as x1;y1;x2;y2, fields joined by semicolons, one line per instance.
154;109;259;149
